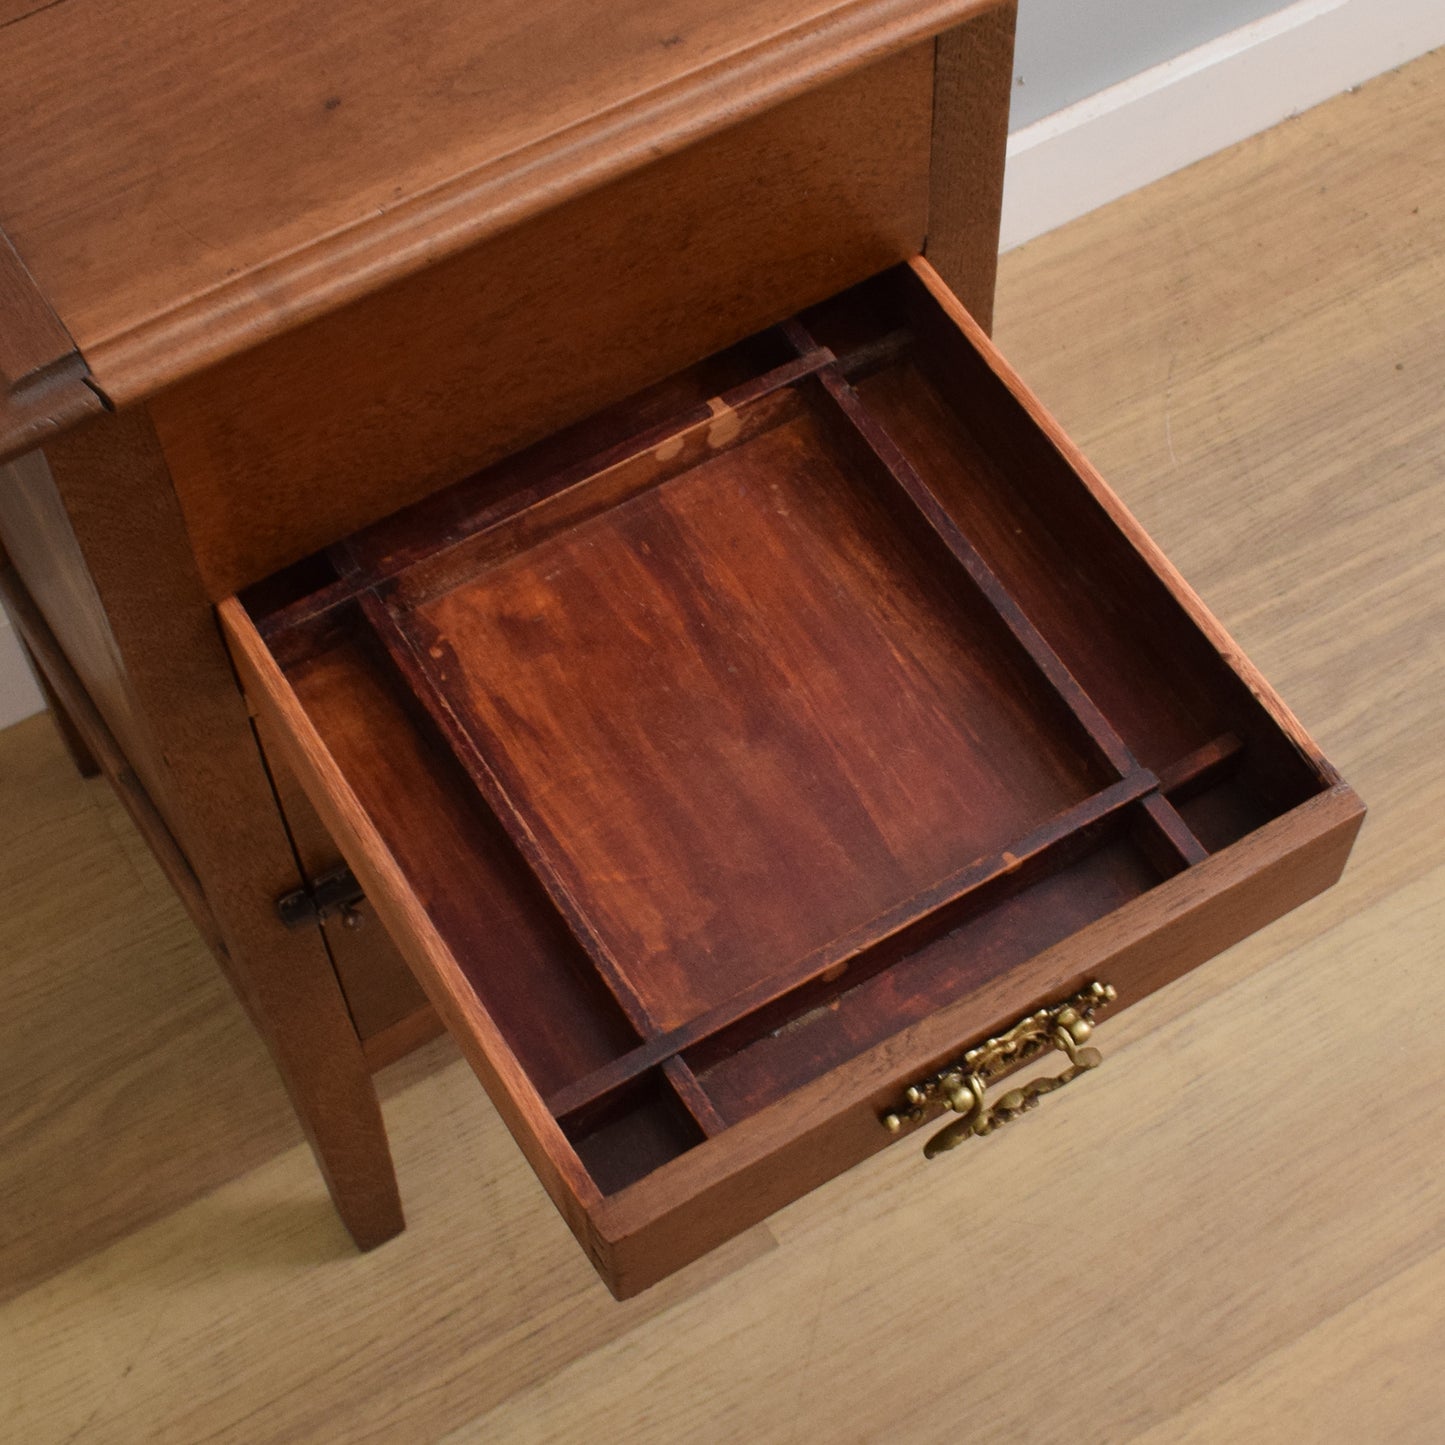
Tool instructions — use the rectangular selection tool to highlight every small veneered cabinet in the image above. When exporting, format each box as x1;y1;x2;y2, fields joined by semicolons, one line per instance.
0;0;1360;1298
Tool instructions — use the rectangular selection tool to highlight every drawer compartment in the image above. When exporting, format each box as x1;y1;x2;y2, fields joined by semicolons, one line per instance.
221;259;1362;1297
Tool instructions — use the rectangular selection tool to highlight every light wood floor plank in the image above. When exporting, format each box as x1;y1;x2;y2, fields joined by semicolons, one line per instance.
993;49;1445;425
0;1045;774;1444
0;716;302;1303
1132;1245;1445;1445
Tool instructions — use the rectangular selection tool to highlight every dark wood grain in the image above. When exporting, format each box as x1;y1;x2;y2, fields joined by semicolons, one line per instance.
358;586;667;1052
593;786;1364;1297
230;261;1362;1296
385;405;1098;1034
662;1058;728;1139
542;773;1158;1121
693;831;1162;1122
385;366;822;611
1158;733;1244;796
251;345;841;641
336;334;806;586
903;258;1335;801
286;618;645;1093
812;360;1139;777
1140;793;1211;867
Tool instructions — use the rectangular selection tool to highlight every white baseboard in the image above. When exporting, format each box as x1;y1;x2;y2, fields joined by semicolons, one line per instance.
1001;0;1445;251
0;611;45;731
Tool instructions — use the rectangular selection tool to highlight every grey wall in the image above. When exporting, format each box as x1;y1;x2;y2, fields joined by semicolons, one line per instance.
1010;0;1295;127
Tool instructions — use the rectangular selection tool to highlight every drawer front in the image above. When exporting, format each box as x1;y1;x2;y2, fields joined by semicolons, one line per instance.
221;258;1361;1296
589;793;1360;1294
151;44;936;601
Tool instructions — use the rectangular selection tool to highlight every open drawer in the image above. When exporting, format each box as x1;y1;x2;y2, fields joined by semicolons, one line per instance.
220;258;1363;1298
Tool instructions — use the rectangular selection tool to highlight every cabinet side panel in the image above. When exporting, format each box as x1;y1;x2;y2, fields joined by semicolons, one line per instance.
149;44;936;598
925;1;1017;332
0;449;182;830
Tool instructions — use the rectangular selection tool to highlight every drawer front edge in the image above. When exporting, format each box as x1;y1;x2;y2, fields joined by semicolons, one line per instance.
594;784;1363;1297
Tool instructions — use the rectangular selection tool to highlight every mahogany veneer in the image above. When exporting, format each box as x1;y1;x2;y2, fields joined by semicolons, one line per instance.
224;259;1362;1295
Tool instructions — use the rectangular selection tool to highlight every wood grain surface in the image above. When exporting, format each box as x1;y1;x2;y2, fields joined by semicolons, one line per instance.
923;0;1017;330
0;0;993;400
1;46;1442;1439
147;45;935;599
400;404;1095;1027
0;226;98;463
227;261;1353;1294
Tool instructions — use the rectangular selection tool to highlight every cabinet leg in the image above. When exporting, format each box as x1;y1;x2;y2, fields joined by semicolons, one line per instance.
249;972;406;1251
927;0;1018;333
160;733;407;1251
153;771;406;1250
2;556;405;1249
6;411;408;1251
24;638;102;778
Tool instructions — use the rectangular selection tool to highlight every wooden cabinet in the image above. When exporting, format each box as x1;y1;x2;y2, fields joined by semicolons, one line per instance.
0;0;1360;1296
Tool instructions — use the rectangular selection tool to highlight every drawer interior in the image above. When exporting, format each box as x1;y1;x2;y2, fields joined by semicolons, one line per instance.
225;260;1358;1291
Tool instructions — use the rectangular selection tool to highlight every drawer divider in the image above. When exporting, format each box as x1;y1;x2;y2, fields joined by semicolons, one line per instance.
354;587;663;1039
542;768;1181;1123
252;344;842;641
798;345;1215;875
662;1057;728;1138
808;355;1138;777
345;323;1221;1126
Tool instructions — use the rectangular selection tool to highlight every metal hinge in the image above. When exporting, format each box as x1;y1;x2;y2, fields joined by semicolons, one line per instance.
276;863;366;930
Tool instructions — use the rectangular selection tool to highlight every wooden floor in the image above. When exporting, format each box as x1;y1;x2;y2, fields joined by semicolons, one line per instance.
2;50;1443;1444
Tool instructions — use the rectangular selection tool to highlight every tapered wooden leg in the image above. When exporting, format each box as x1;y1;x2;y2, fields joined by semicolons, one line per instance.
0;418;406;1251
206;825;406;1251
926;0;1018;334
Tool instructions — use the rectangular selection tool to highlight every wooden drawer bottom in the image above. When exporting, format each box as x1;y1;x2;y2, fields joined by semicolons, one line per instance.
222;259;1362;1296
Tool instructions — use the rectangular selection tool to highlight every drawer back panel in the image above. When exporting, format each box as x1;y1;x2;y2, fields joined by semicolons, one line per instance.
148;44;934;600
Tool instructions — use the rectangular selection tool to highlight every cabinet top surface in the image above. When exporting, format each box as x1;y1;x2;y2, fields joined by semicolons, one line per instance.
0;0;990;402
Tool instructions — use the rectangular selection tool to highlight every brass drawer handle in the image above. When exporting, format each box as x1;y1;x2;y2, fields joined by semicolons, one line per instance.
882;982;1117;1158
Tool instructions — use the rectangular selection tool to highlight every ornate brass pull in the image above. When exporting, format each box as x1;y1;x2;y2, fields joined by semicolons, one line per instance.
882;982;1117;1158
